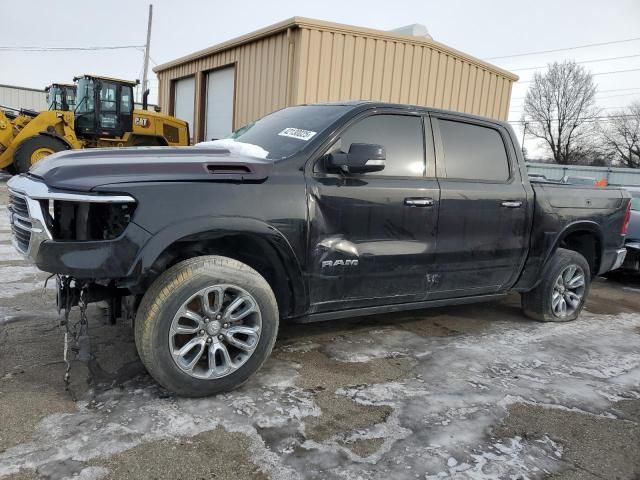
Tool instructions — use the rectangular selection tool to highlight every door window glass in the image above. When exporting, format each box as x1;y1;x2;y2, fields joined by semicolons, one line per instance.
329;114;424;176
100;82;117;112
99;82;118;129
438;120;510;181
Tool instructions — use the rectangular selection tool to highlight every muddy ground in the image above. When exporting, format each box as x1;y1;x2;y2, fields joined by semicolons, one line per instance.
1;175;639;480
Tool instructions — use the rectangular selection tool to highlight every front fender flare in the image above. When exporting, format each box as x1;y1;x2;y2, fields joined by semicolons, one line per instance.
126;215;307;314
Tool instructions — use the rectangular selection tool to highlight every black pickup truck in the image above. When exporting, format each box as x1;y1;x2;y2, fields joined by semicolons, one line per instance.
8;102;631;396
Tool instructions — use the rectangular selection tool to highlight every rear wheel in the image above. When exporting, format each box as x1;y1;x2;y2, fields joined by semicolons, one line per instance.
134;256;279;397
13;135;67;173
521;248;590;322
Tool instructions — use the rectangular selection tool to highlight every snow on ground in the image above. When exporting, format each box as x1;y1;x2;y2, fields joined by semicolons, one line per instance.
0;310;638;479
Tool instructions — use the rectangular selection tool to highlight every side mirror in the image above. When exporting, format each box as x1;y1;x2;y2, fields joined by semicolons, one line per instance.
327;143;386;174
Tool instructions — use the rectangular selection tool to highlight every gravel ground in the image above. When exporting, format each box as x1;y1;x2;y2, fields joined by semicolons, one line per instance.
0;175;639;480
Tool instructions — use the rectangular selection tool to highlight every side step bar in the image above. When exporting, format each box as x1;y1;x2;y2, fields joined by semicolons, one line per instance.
295;293;507;323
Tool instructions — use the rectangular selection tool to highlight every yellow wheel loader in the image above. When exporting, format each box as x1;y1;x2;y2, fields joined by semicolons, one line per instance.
0;75;190;174
0;83;76;170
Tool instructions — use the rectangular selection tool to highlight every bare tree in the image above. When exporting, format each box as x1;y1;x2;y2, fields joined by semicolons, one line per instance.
523;61;598;164
601;102;640;168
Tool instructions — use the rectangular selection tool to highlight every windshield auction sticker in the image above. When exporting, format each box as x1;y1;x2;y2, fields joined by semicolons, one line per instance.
278;128;317;141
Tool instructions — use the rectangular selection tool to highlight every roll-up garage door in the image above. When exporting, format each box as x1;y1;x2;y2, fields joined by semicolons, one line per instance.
205;66;235;141
173;76;195;140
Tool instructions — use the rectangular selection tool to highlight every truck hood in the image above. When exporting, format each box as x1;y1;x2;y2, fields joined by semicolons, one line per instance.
28;146;274;191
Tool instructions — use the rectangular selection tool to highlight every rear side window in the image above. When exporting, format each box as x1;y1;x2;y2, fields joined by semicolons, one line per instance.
438;119;510;181
333;115;425;177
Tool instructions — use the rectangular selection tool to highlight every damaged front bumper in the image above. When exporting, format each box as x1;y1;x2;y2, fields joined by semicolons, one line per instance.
7;174;149;280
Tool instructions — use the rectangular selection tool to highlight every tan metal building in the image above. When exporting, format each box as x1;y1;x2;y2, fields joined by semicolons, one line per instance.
0;84;47;112
154;17;518;143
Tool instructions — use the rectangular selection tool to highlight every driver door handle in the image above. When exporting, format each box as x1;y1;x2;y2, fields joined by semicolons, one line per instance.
501;200;523;208
405;197;434;207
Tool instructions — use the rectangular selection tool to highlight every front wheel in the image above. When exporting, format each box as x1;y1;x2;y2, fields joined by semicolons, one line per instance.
521;248;591;322
134;256;279;397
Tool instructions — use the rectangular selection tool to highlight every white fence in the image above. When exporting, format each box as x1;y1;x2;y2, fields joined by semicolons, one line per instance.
526;162;640;187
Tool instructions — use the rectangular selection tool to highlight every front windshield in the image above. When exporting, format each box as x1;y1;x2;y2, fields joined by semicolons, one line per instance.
74;78;95;114
199;105;350;160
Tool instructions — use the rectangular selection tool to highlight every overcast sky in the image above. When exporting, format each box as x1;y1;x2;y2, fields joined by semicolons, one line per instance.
3;0;639;137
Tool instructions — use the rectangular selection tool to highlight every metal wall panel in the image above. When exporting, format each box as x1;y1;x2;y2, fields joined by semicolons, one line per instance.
0;85;47;111
156;18;517;142
157;31;291;142
292;26;515;120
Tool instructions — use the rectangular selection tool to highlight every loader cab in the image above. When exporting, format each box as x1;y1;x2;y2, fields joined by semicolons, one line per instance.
73;75;136;139
45;83;76;111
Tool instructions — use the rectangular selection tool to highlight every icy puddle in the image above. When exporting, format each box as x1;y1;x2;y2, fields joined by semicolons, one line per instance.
0;312;639;479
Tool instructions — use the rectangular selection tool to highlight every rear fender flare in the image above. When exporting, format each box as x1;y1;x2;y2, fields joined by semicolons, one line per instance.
543;220;604;273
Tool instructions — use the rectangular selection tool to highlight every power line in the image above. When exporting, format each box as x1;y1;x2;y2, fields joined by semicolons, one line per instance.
484;37;640;60
511;104;638;115
509;54;640;72
597;92;640;100
511;87;640;101
0;45;145;52
516;92;640;104
509;114;637;124
517;67;640;84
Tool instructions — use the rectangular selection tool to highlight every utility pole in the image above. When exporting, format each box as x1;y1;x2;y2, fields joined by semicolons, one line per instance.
141;4;153;102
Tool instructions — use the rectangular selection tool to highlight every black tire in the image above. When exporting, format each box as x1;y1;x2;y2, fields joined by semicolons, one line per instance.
13;135;67;174
521;248;591;322
134;255;279;397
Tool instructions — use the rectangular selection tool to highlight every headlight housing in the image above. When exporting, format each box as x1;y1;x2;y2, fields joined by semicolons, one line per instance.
41;199;136;241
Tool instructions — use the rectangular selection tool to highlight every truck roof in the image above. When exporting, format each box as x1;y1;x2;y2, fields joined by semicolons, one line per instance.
308;100;510;128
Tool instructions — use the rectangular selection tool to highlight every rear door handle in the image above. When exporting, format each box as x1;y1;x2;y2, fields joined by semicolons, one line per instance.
501;200;523;208
405;197;434;207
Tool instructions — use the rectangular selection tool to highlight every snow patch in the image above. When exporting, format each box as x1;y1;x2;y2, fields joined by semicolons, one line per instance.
337;381;430;405
324;328;429;363
195;138;269;159
74;466;110;480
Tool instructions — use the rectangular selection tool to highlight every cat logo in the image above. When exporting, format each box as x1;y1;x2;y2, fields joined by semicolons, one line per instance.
134;117;150;128
321;259;359;268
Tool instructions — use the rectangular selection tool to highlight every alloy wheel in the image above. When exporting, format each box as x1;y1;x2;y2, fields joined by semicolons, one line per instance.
169;284;262;379
551;264;586;318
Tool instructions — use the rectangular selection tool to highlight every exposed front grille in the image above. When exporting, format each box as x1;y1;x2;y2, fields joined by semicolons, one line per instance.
11;221;31;252
8;191;32;254
8;193;29;218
